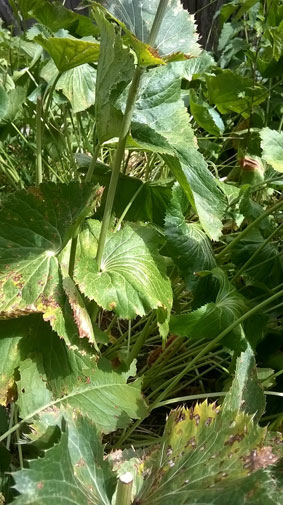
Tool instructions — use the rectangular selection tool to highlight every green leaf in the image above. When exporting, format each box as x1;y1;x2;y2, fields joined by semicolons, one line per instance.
93;7;135;143
0;319;29;405
223;344;266;422
0;183;101;342
190;89;225;136
173;51;215;81
136;402;281;505
13;414;115;505
127;64;225;240
19;0;98;37
96;0;200;63
164;183;216;291
41;59;97;113
35;35;100;71
62;276;98;351
260;127;283;173
16;357;52;419
206;69;266;117
0;86;8;121
5;316;147;433
170;268;247;351
74;222;172;338
78;158;172;226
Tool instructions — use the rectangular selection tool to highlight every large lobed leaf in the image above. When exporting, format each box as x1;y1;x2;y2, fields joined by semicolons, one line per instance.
0;315;147;432
13;414;114;505
74;222;172;338
96;0;200;62
127;64;226;240
0;183;101;342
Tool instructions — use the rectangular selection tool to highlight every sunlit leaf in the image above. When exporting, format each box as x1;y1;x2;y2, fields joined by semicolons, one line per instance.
74;222;172;339
35;35;100;71
260;127;283;173
95;0;200;64
0;183;101;342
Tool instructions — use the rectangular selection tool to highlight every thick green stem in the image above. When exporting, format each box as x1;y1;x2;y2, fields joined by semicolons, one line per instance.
95;66;144;270
115;473;133;505
36;96;42;186
95;0;169;270
217;198;283;260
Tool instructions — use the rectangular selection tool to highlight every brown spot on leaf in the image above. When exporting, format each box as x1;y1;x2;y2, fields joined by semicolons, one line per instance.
242;446;278;472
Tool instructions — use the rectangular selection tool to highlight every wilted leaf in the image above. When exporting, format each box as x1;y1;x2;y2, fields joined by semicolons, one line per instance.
136;402;281;505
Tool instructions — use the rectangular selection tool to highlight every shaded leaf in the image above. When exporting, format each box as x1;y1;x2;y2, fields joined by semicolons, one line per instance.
170;268;247;351
206;69;266;117
164;183;216;291
78;157;172;226
0;86;9;121
0;319;29;405
190;89;225;136
16;357;52;419
13;414;114;505
19;0;98;37
41;59;97;113
35;35;100;71
74;222;172;339
260;127;283;173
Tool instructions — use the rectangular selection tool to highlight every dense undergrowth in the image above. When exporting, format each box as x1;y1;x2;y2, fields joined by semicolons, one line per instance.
0;0;282;503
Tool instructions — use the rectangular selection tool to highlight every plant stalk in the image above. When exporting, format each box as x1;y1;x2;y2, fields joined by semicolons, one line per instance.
95;66;144;270
115;473;133;505
36;96;43;186
85;135;100;183
95;0;169;270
